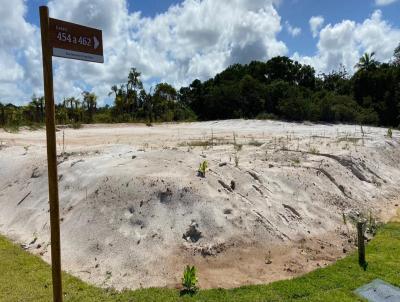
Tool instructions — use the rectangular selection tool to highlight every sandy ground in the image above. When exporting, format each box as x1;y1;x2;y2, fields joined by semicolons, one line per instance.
0;120;399;290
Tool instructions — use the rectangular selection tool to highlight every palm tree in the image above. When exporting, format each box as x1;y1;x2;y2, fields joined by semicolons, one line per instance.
38;97;44;122
82;91;97;122
29;96;41;123
127;68;143;114
27;96;45;123
73;99;81;110
114;94;125;115
394;43;400;66
127;68;143;92
63;97;75;110
64;97;80;123
108;85;118;98
355;52;378;71
109;84;128;115
24;102;36;123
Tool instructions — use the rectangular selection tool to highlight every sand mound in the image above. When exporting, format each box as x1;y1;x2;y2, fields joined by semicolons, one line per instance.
0;120;399;290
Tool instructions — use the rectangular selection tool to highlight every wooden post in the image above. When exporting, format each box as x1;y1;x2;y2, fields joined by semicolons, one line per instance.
357;221;366;268
39;6;63;302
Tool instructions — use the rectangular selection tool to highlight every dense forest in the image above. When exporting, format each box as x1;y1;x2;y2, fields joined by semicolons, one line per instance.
1;43;400;130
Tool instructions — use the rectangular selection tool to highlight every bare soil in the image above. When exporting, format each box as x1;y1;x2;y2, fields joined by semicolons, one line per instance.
0;120;399;290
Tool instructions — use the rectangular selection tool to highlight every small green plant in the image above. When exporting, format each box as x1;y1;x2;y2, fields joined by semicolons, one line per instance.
3;124;20;133
71;122;82;129
342;212;347;225
181;265;198;296
342;212;351;235
292;158;300;165
234;153;240;167
347;211;381;239
387;128;393;139
366;210;379;236
105;271;112;281
248;139;263;147
178;140;211;148
309;146;319;154
233;132;243;151
265;250;272;264
198;160;208;177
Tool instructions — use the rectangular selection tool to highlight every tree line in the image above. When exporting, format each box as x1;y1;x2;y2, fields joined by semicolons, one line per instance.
178;47;400;127
1;43;400;129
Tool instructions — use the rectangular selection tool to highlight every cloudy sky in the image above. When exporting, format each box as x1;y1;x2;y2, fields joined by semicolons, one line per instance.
1;0;400;105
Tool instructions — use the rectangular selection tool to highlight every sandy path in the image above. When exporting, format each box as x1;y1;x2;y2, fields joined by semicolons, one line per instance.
0;120;399;290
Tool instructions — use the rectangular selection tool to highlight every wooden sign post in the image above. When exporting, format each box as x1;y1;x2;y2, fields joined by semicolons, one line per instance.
39;6;103;302
357;221;367;269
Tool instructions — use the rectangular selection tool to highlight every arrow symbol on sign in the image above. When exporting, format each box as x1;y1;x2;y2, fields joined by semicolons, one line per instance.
93;36;99;49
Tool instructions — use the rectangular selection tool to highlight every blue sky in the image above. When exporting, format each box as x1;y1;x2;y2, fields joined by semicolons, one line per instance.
2;0;400;104
26;0;183;21
278;0;400;56
25;0;400;58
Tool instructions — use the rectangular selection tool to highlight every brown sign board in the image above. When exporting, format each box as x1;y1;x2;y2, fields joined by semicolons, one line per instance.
49;18;104;63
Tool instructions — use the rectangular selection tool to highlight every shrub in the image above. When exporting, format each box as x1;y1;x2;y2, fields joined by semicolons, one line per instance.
181;265;198;296
357;108;379;125
278;96;309;121
256;112;278;120
3;124;20;133
198;161;208;177
234;153;240;167
309;146;319;154
93;112;113;123
387;128;393;139
71;122;82;129
233;132;243;151
332;103;357;122
248;139;263;147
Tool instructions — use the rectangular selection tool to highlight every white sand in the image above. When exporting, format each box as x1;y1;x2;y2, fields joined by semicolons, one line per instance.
0;120;399;290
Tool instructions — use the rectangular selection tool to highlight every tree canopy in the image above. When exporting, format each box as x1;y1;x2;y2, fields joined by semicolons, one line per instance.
1;49;400;129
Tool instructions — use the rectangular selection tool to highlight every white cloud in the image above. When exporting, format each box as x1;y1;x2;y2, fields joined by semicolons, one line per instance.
0;0;42;104
294;10;400;74
44;0;287;104
285;21;301;37
375;0;398;6
0;0;288;104
309;16;325;38
1;1;400;106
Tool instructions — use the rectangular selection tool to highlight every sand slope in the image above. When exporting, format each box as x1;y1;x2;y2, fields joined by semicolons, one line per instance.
0;120;399;290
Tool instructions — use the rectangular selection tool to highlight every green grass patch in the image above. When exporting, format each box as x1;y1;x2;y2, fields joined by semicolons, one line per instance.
1;223;400;301
2;124;20;133
248;139;264;147
178;138;265;149
336;136;361;144
27;123;44;131
178;140;213;147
